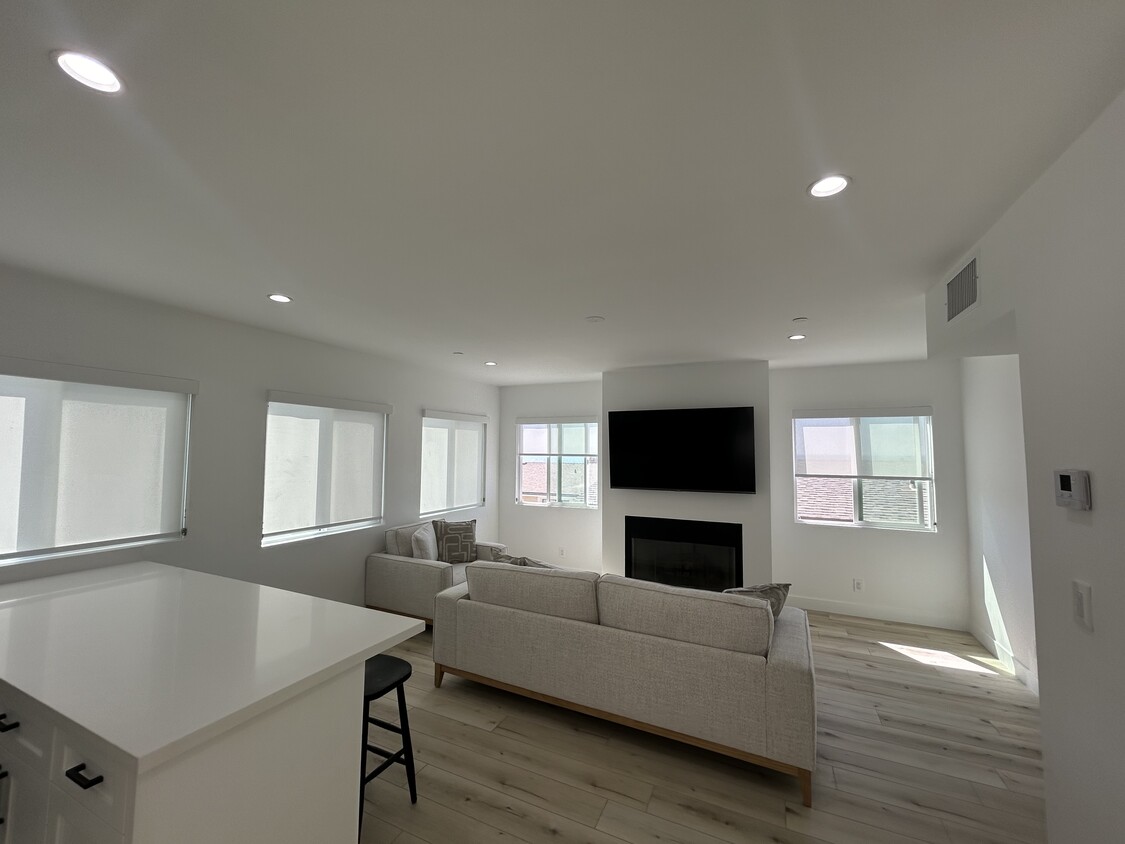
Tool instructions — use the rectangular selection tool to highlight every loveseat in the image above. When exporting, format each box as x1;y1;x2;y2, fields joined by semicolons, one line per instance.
432;561;817;805
365;522;506;622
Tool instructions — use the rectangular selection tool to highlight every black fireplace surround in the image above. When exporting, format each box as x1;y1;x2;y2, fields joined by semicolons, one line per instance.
624;516;743;592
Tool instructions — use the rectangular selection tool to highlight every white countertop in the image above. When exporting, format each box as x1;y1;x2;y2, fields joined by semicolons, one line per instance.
0;562;423;772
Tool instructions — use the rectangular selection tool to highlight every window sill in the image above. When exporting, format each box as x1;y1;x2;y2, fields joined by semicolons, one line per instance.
261;519;382;548
516;502;599;510
795;519;937;534
0;533;185;567
419;503;484;520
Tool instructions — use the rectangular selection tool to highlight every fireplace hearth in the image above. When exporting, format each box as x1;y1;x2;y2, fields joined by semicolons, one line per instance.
624;516;743;592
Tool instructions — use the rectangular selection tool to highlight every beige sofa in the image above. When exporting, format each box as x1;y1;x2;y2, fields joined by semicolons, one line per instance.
433;561;817;806
364;523;506;622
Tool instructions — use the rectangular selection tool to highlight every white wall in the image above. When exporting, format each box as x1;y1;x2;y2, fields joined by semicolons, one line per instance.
497;381;602;569
0;265;499;603
961;355;1037;692
601;361;771;584
926;86;1125;840
769;360;970;630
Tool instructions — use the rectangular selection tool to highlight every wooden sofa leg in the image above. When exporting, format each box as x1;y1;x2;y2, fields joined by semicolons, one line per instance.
434;664;445;688
799;769;813;807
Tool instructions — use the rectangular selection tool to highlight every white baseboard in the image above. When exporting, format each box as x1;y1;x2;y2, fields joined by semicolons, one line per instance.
788;594;967;632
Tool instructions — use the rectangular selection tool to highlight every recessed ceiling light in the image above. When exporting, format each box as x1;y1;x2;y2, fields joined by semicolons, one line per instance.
788;333;807;341
452;351;464;356
268;293;292;303
585;315;606;323
808;175;850;198
484;361;498;366
54;51;122;93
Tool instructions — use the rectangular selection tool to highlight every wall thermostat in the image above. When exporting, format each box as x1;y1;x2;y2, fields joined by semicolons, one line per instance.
1054;470;1091;511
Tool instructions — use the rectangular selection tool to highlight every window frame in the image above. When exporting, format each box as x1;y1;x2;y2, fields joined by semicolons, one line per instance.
792;407;936;532
0;356;196;565
516;417;599;509
261;390;391;547
419;410;487;518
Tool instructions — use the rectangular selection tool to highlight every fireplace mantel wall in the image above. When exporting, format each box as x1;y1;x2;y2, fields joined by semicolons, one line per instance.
601;360;772;584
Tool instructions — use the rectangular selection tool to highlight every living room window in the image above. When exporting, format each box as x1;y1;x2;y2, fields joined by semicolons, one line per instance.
0;361;195;562
517;419;598;508
420;411;486;516
262;391;390;545
792;408;936;531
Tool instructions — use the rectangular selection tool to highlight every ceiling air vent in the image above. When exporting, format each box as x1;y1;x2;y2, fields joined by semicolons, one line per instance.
946;258;978;322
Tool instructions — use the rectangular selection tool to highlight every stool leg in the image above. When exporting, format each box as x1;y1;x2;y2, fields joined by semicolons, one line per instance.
359;697;369;835
397;684;418;804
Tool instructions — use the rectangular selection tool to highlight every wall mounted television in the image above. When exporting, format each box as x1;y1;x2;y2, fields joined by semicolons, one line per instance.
608;406;755;494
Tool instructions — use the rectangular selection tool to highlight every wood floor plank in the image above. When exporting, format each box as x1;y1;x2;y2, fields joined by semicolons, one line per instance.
817;726;1009;788
819;713;1043;777
410;765;628;844
409;707;654;808
874;712;1038;757
832;768;1046;843
996;769;1046;799
644;787;812;844
410;730;608;827
597;800;813;844
784;793;949;844
363;778;522;844
359;813;403;844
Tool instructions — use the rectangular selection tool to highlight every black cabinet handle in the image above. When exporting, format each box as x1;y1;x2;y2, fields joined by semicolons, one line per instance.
0;714;19;733
65;763;104;790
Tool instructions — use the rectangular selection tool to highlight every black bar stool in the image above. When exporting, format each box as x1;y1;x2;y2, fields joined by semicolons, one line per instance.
359;655;417;832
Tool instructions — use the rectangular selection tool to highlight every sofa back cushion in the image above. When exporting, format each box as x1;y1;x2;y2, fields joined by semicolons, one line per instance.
597;575;773;655
386;523;424;557
465;562;599;624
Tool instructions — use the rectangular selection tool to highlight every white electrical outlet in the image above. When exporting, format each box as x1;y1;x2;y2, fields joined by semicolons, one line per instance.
558;546;565;558
852;578;865;593
1073;580;1093;631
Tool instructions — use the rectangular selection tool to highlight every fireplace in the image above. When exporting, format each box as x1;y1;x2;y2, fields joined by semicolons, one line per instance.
624;516;743;592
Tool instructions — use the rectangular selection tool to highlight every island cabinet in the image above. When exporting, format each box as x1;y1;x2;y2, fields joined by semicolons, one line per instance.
0;562;423;844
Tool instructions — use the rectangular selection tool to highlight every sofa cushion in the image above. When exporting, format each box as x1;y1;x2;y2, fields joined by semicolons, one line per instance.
597;575;773;656
411;521;439;560
386;523;423;557
465;562;599;624
434;519;478;563
451;562;469;586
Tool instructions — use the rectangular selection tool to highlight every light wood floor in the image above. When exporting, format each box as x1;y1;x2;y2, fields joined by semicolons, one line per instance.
362;611;1044;844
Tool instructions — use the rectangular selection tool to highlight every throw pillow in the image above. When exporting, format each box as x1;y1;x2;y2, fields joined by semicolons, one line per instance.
433;519;477;564
723;583;791;619
410;521;438;560
493;552;558;569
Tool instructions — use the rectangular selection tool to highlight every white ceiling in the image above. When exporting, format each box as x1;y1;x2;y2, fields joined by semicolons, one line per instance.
4;2;1125;385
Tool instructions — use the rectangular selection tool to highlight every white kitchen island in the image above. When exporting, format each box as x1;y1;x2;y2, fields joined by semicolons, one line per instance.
0;562;423;843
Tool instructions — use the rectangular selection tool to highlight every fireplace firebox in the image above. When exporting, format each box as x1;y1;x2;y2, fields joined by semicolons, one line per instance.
624;516;743;592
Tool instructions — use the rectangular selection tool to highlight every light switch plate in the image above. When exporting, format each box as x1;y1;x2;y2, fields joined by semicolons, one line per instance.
1073;580;1094;631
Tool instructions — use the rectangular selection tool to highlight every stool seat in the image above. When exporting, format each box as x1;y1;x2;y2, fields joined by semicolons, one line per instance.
364;654;412;698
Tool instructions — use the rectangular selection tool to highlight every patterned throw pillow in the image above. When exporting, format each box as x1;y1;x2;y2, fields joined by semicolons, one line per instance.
493;552;558;569
433;519;477;564
723;583;792;619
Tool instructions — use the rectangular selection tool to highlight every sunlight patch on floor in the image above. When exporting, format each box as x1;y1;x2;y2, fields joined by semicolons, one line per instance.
879;641;997;674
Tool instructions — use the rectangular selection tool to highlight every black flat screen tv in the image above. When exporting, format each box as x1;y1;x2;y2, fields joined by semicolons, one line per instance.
608;406;755;494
